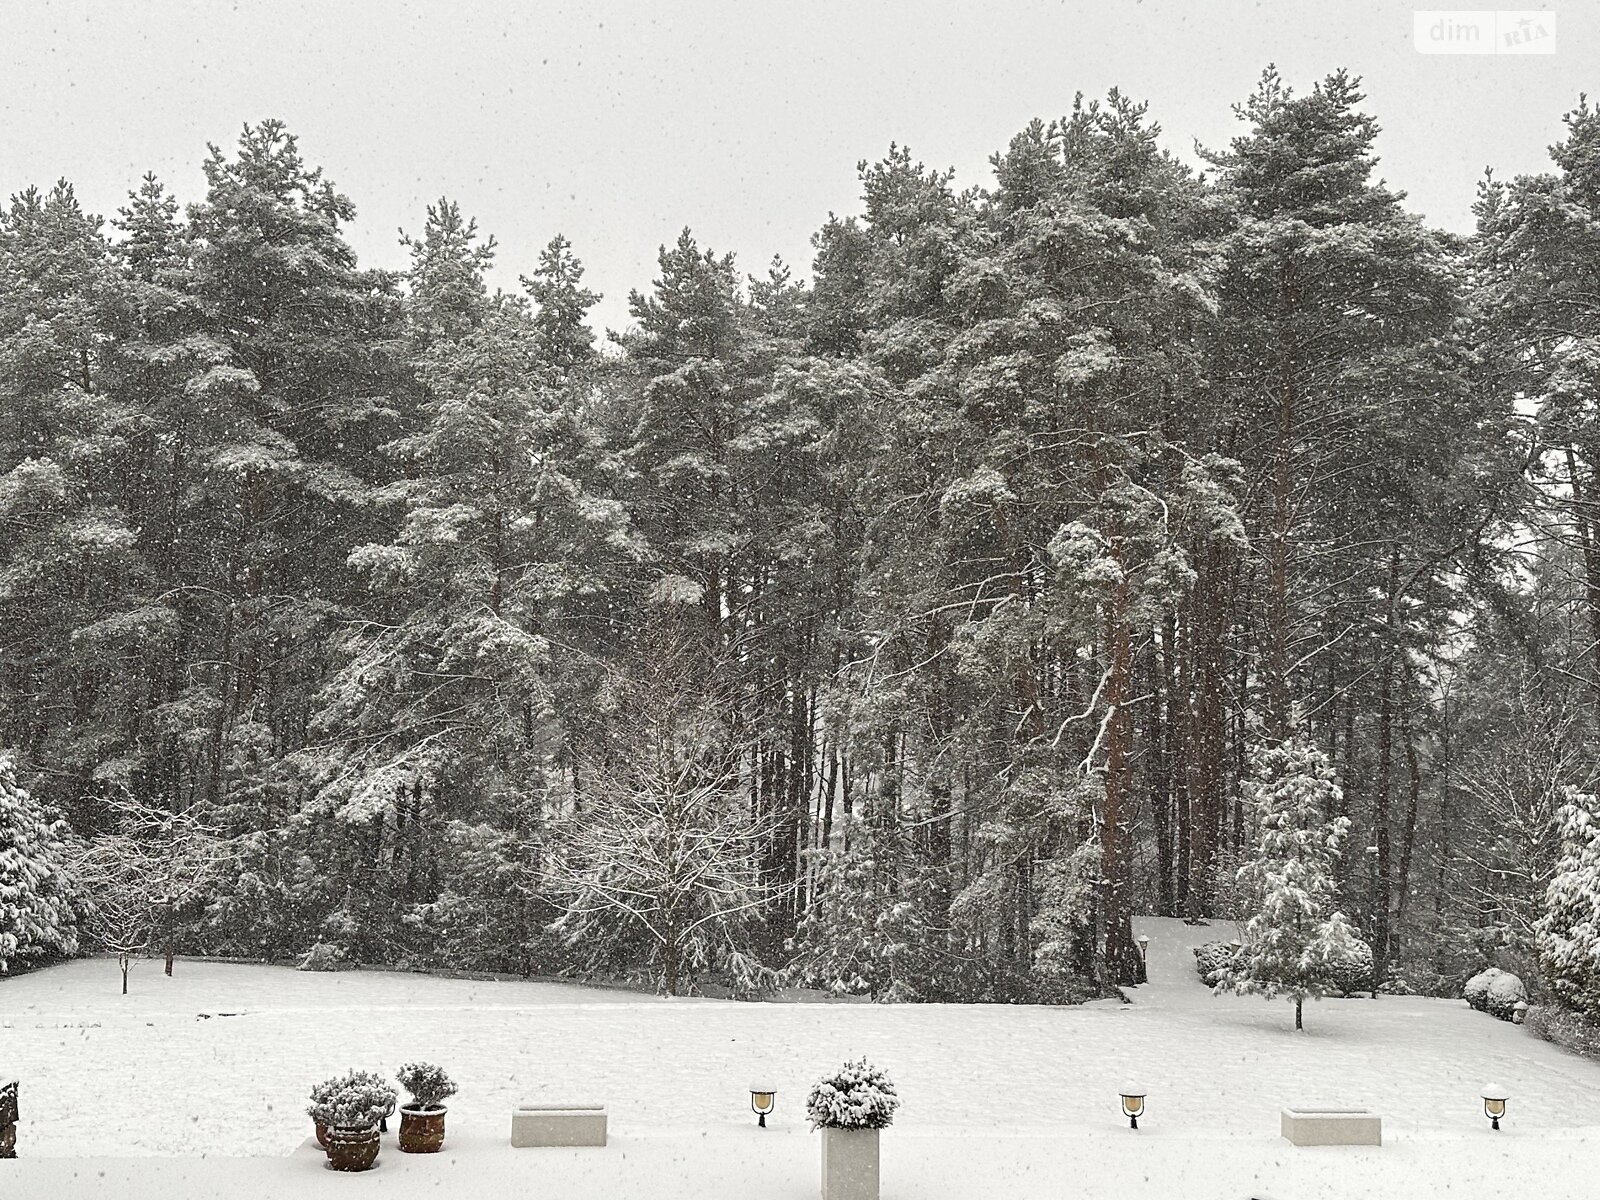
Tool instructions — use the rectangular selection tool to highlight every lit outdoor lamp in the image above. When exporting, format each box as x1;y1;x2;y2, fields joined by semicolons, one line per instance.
1481;1085;1509;1131
1120;1088;1146;1130
750;1086;776;1128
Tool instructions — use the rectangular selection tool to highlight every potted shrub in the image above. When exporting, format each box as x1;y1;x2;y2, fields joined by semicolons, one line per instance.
395;1062;458;1153
807;1058;900;1200
307;1076;338;1149
307;1069;397;1172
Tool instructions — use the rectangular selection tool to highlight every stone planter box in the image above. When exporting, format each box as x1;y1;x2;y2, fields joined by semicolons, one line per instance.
821;1126;880;1200
510;1104;607;1147
1280;1108;1381;1146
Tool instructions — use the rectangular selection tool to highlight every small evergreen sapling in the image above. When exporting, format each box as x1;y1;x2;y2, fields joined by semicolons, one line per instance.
1218;734;1360;1030
396;1062;458;1112
805;1058;901;1130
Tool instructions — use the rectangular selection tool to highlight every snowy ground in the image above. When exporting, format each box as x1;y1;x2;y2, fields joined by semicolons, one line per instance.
3;917;1598;1197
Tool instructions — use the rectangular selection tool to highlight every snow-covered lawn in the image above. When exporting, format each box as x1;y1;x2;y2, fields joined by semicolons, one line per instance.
3;917;1598;1197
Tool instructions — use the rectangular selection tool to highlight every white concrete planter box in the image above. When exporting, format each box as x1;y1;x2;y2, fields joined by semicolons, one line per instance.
510;1104;607;1147
821;1126;880;1200
1280;1108;1381;1146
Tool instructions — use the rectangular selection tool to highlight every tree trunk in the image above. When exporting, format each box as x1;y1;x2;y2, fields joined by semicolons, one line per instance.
1148;631;1176;916
1265;336;1297;742
1565;446;1600;733
1099;581;1142;987
1372;544;1399;995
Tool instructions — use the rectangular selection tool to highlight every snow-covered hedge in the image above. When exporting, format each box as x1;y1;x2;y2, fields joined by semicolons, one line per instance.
1193;942;1239;986
396;1062;457;1111
298;941;345;972
1526;1003;1600;1064
1328;938;1375;996
1464;967;1503;1012
1198;936;1372;995
805;1058;900;1130
1462;967;1526;1021
1486;972;1528;1021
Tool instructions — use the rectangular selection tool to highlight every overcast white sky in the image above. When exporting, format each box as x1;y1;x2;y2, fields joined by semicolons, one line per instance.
1;1;1592;332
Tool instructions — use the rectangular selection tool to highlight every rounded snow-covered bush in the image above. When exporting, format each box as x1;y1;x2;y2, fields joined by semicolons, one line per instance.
308;1069;397;1130
1328;939;1374;996
298;941;345;972
806;1058;900;1130
1464;967;1504;1012
1486;972;1528;1021
1193;942;1239;986
396;1062;458;1111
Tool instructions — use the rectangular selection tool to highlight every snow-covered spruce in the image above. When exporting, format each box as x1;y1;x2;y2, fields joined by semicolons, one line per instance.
1537;787;1600;1018
307;1069;397;1131
1216;734;1361;1030
396;1062;458;1111
0;755;79;973
806;1059;901;1130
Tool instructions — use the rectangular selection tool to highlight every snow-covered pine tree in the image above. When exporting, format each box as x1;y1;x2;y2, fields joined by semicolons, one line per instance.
0;755;79;972
1220;733;1360;1030
1536;786;1600;1018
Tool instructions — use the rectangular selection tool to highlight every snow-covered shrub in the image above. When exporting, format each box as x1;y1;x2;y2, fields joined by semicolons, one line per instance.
805;1058;901;1130
307;1070;397;1130
299;941;345;972
1486;971;1528;1021
396;1062;458;1111
1464;967;1504;1012
1536;788;1600;1018
1193;942;1239;986
1328;938;1375;996
1526;1003;1600;1064
1377;970;1417;996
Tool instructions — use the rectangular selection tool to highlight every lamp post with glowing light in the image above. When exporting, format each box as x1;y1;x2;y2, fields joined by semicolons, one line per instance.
1120;1088;1146;1130
1482;1086;1508;1131
750;1087;776;1128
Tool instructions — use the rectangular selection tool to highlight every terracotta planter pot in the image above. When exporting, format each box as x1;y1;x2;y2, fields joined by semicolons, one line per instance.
324;1126;381;1172
314;1122;330;1150
398;1105;447;1153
